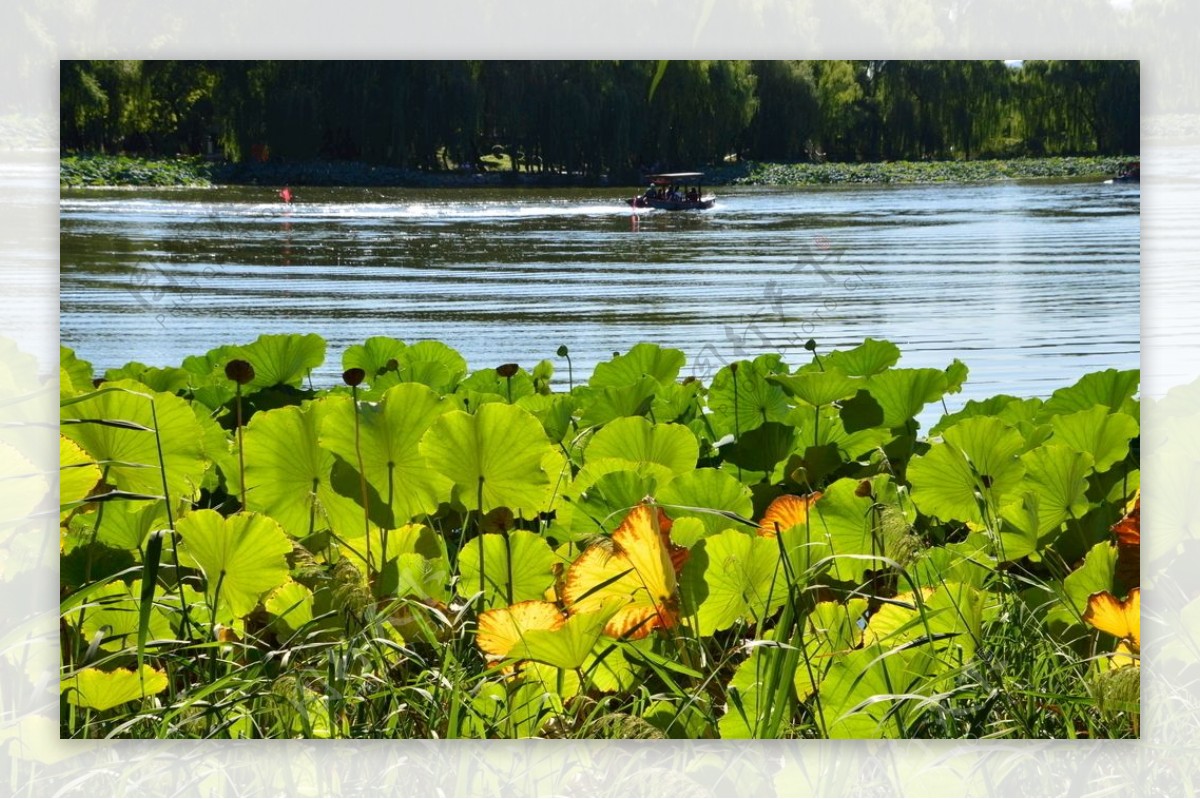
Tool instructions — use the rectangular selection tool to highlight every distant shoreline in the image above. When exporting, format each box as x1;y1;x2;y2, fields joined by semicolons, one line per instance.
60;153;1134;190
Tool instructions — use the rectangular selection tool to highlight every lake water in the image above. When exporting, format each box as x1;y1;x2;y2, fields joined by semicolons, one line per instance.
60;181;1140;411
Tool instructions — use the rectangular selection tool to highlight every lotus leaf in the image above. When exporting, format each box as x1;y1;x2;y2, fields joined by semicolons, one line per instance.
61;381;208;504
457;529;558;608
236;401;364;539
176;510;292;619
1049;405;1139;473
679;529;783;635
62;665;168;712
320;383;457;528
589;343;686;388
908;416;1026;525
420;402;554;519
708;359;792;437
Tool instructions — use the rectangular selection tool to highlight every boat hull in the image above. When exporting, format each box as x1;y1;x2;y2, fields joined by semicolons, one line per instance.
627;196;715;211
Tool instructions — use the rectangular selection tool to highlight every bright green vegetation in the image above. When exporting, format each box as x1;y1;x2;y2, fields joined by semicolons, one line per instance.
731;155;1130;186
59;152;1130;189
60;154;217;187
60;335;1140;739
61;61;1137;180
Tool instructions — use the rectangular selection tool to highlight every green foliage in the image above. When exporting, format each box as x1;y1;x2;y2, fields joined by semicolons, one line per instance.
59;335;1140;741
420;403;556;519
319;383;456;527
908;417;1026;526
176;510;292;619
60;60;1136;186
457;530;558;608
680;530;784;635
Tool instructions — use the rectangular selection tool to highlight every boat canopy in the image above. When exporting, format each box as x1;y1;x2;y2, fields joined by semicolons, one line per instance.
647;172;704;185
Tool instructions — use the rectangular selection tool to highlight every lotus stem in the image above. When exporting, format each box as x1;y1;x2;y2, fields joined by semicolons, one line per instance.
344;369;371;576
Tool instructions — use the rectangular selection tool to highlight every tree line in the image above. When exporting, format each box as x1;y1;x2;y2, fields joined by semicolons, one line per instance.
60;60;1138;179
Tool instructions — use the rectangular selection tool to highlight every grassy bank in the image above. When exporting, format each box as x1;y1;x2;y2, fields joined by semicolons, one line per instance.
61;152;1134;189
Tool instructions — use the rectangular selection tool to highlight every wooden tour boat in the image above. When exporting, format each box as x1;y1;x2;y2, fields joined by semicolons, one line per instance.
627;172;715;210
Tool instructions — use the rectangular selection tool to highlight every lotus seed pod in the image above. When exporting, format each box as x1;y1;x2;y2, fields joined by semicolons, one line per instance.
343;368;366;387
556;345;569;357
225;359;255;385
496;363;519;378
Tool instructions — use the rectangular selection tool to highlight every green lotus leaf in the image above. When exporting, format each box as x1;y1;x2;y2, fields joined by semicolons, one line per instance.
176;344;239;409
69;578;174;652
908;416;1026;525
708;359;792;437
944;359;970;394
104;362;192;394
864;582;984;661
234;333;326;390
320;383;457;528
531;359;554;392
644;698;713;739
667;517;708;549
589;342;686;388
509;605;619;670
177;510;292;619
339;522;451;598
650;379;703;424
718;647;772;739
793;599;870;700
235;401;364;539
60;435;101;511
514;639;635;698
907;535;994;590
69;499;168;551
583;416;699;478
789;403;891;463
863;368;949;429
265;579;315;635
457;530;558;608
724;421;798;475
575;375;659;428
1048;541;1118;626
420;402;554;519
397;340;468;393
995;493;1043;562
816;643;935;738
657;468;755;538
516;393;578;443
61;346;94;397
61;380;208;504
1049;405;1139;473
1039;368;1140;420
342;336;407;380
1001;444;1095;548
680;530;784;636
932;394;1043;435
824;338;901;377
62;665;168;712
458;367;536;403
806;476;913;583
769;368;861;409
838;389;884;433
192;402;236;495
563;468;660;538
387;553;447;604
